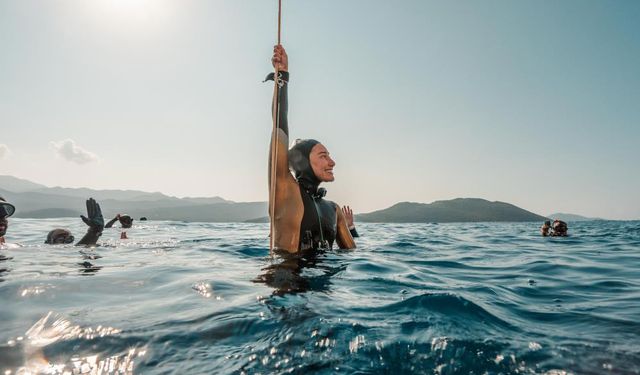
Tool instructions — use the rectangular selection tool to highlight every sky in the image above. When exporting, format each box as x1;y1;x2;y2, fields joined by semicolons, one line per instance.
1;0;639;219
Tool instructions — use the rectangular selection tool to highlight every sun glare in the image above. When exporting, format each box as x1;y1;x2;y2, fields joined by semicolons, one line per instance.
88;0;173;34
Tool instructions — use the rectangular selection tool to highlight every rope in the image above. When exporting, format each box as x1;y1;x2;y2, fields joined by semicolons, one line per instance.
269;0;282;252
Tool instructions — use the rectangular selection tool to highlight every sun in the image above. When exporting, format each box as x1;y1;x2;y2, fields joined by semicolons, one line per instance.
107;0;154;14
88;0;173;33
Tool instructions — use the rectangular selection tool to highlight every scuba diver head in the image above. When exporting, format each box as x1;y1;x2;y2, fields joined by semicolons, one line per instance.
289;139;335;194
541;220;551;237
552;220;568;236
118;214;133;229
45;228;75;244
0;196;16;238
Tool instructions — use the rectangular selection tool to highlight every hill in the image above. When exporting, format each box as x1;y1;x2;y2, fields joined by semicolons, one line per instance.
357;198;547;223
0;175;47;193
2;176;549;223
0;175;228;204
0;176;260;222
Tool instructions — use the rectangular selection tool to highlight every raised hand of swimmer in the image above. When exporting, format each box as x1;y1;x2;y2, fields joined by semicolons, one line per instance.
272;44;288;72
80;198;104;234
342;206;355;229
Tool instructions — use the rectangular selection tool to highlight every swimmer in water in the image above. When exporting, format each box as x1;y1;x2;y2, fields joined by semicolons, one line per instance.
45;228;75;244
105;214;133;239
45;198;104;246
266;44;356;252
540;220;551;237
0;196;17;248
551;219;568;237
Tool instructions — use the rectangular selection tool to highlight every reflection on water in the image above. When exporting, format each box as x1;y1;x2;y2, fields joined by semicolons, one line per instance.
0;253;11;282
1;312;143;374
77;260;103;275
1;219;639;374
254;250;346;296
78;249;103;275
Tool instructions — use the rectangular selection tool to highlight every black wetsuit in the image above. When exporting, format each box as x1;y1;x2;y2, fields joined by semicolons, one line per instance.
266;71;346;250
298;180;339;250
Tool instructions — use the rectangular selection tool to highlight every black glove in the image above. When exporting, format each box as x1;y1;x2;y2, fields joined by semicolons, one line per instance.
80;198;104;234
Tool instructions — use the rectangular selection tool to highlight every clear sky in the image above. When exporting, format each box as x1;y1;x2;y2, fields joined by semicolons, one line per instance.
1;0;639;219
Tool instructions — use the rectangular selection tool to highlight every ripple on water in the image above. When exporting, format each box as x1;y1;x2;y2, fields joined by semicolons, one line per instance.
1;220;639;374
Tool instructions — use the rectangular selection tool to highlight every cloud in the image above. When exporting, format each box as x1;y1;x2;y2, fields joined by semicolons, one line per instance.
0;144;10;159
50;139;99;164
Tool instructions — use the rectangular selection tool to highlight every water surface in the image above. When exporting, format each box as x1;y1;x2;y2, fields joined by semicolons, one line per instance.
1;219;639;374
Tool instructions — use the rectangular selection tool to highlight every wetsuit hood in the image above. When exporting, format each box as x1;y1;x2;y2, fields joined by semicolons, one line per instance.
289;139;325;196
119;215;133;228
45;228;75;244
0;196;15;218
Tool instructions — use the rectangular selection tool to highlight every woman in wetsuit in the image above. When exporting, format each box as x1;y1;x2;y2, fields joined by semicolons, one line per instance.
267;45;356;253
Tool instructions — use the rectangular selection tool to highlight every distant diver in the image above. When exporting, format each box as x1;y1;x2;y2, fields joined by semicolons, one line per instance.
44;198;105;246
540;220;551;237
106;213;133;239
541;219;568;237
45;228;75;244
551;219;568;237
267;44;356;253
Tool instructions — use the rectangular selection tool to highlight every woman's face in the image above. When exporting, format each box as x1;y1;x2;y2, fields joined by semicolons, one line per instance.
309;143;336;182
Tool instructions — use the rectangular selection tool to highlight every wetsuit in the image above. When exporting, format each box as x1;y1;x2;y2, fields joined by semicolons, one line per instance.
266;71;355;253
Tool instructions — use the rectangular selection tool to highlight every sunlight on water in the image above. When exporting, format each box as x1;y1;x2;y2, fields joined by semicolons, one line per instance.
1;219;639;374
3;312;141;375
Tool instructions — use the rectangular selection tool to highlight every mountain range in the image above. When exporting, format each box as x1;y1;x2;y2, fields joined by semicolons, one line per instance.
0;175;265;222
1;175;552;223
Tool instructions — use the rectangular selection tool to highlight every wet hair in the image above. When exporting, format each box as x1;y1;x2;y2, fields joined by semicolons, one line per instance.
119;215;133;228
45;229;75;244
552;220;568;236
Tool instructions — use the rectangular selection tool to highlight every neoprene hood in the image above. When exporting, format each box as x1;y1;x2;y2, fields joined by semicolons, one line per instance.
289;139;321;190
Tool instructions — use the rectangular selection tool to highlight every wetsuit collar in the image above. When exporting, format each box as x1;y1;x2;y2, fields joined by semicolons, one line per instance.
298;177;326;199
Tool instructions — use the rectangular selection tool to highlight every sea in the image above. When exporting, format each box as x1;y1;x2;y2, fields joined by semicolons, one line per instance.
1;218;639;374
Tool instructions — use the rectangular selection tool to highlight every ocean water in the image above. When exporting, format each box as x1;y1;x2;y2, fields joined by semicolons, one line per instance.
1;218;639;375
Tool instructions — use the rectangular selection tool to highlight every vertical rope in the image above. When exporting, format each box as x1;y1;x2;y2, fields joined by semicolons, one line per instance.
269;0;282;252
277;0;282;45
